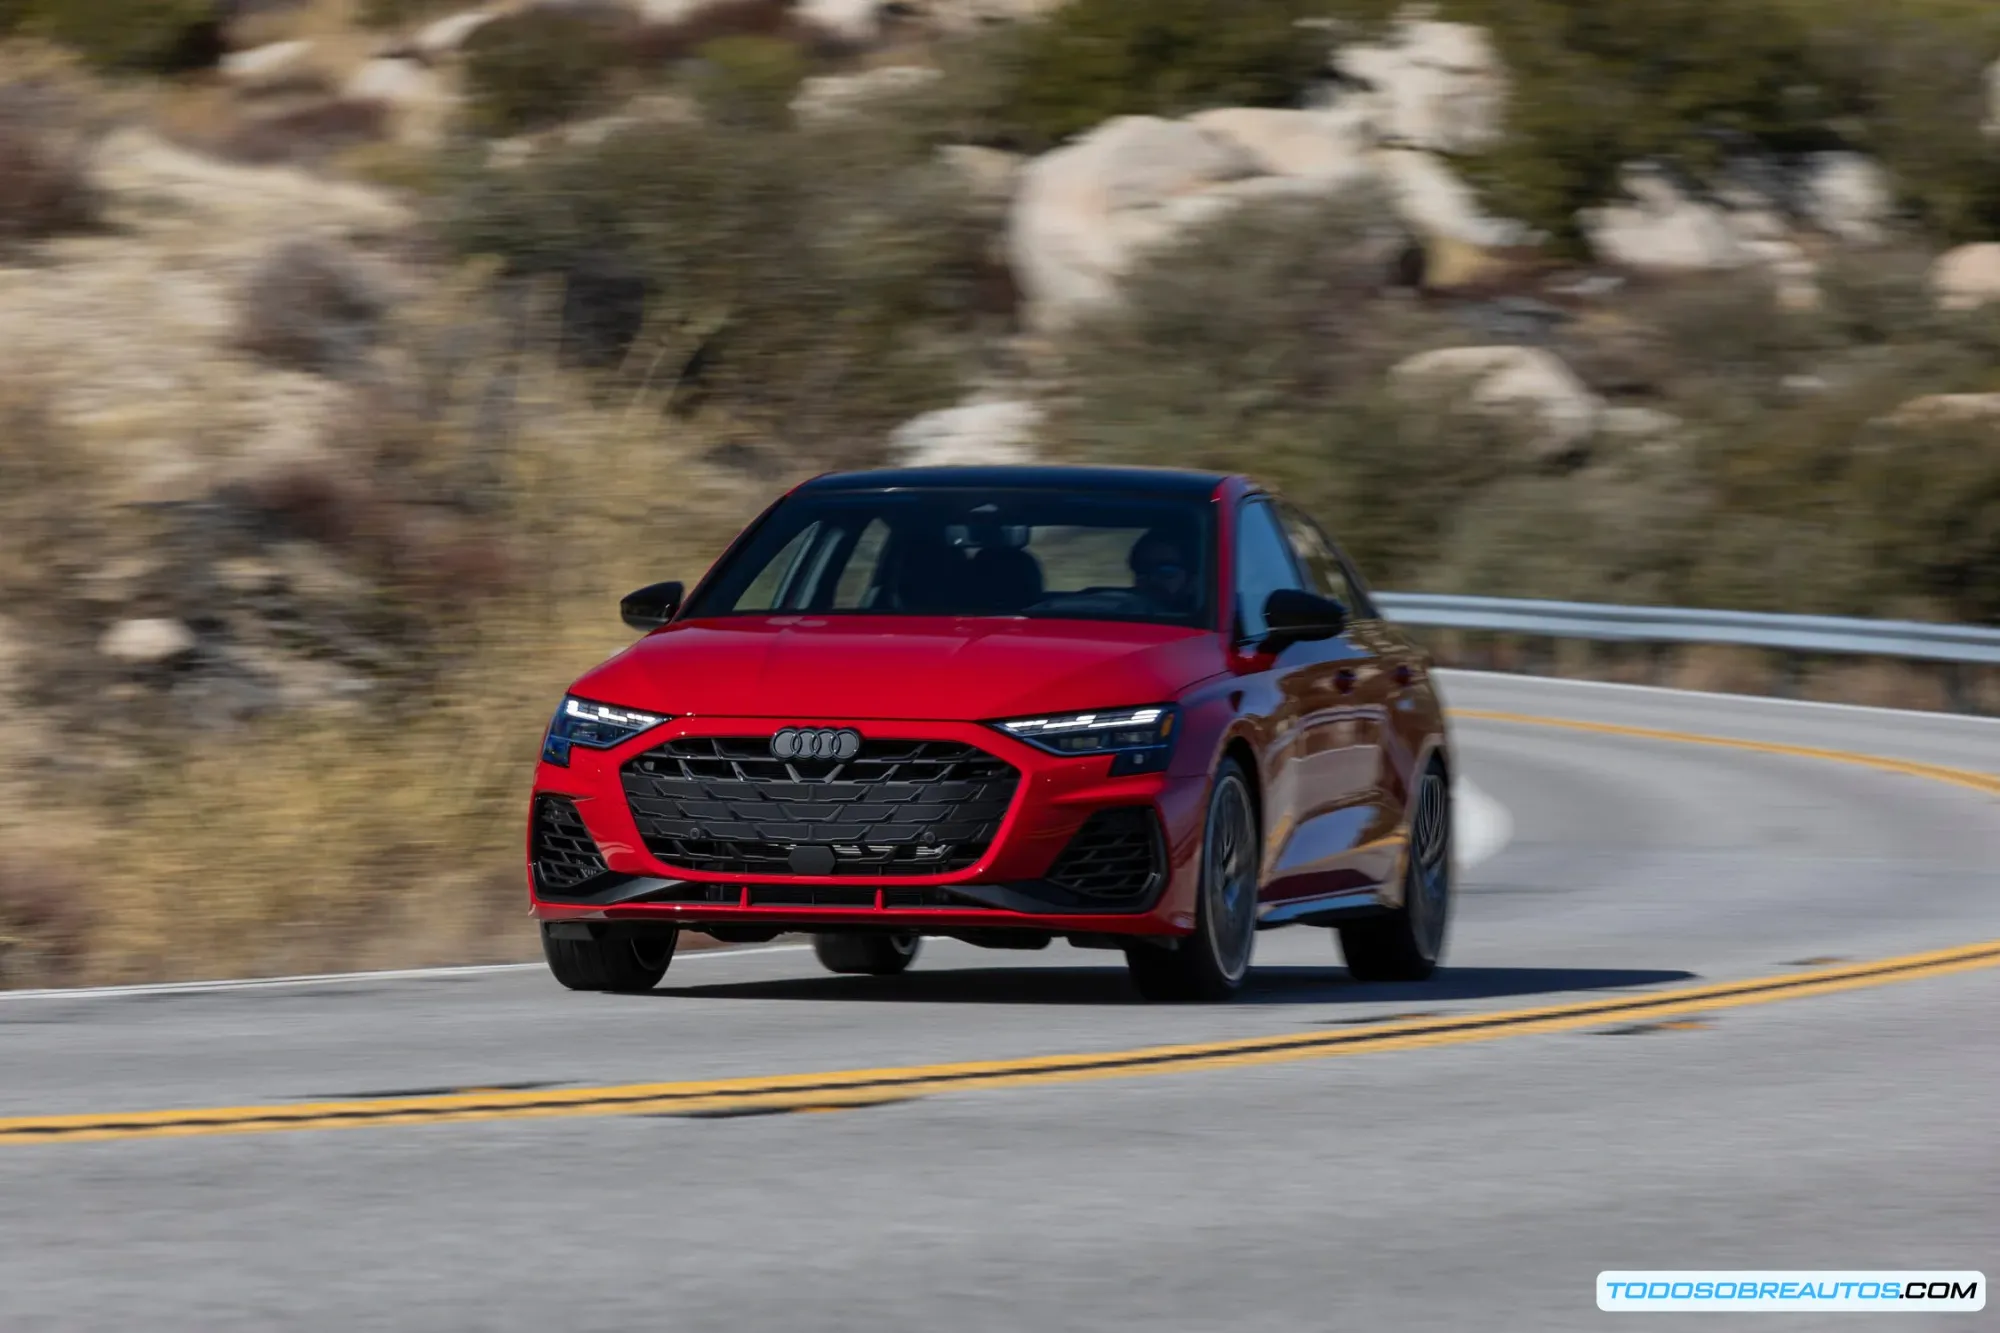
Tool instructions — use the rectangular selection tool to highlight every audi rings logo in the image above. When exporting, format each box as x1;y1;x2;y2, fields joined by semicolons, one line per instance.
771;727;863;761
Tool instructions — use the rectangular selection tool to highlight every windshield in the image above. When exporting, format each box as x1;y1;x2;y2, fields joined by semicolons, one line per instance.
685;488;1217;628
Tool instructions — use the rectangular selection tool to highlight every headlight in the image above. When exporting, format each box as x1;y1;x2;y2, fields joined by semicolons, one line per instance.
991;704;1178;775
542;695;671;767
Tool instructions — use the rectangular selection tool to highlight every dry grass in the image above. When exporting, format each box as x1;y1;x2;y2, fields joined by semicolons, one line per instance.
236;234;386;372
0;43;105;245
3;344;775;984
0;244;783;983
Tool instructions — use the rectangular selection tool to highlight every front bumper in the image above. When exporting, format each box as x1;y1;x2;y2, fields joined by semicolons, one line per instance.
527;716;1205;937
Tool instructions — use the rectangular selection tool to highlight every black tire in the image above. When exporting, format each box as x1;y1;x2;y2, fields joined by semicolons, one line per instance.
813;931;921;976
1125;759;1260;1002
541;923;677;993
1339;761;1451;982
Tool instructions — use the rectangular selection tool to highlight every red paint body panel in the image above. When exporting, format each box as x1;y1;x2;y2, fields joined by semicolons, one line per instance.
573;616;1225;724
528;470;1451;939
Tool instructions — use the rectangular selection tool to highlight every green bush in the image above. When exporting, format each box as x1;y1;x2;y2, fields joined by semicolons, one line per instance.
689;35;808;131
1414;0;2000;249
1037;169;2000;624
440;113;1006;464
973;0;1334;151
18;0;217;72
461;8;630;137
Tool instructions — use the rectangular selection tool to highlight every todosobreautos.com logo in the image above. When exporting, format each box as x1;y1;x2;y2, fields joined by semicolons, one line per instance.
1598;1272;1985;1312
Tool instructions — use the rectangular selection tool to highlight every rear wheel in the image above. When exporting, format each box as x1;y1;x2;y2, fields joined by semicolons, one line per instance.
541;923;678;993
1126;759;1259;1002
814;931;921;976
1339;762;1450;982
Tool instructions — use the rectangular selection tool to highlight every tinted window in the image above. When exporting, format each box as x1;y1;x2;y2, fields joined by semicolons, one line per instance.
1275;503;1359;612
686;489;1216;628
1234;500;1306;640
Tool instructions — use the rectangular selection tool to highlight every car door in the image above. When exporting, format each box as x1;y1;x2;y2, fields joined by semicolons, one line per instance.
1230;498;1377;910
1256;501;1402;910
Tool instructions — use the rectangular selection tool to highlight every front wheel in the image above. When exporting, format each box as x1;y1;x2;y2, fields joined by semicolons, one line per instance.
1339;762;1451;982
1126;759;1260;1002
541;923;677;993
813;931;921;976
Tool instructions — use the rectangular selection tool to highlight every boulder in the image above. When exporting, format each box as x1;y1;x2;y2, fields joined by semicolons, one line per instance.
220;40;316;90
1799;152;1894;246
1930;243;2000;312
795;0;884;46
1329;15;1507;154
99;618;198;666
413;9;500;59
1598;405;1683;444
1375;147;1533;251
1580;165;1753;271
1881;393;2000;427
344;58;453;146
889;398;1041;467
938;145;1024;206
1008;115;1261;330
790;65;941;124
1390;345;1602;458
1185;107;1376;183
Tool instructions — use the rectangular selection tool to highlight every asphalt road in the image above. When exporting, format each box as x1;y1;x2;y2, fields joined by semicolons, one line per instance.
2;671;1996;1331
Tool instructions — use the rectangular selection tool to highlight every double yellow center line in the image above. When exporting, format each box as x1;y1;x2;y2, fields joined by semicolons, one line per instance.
1;708;1993;1145
3;941;1998;1143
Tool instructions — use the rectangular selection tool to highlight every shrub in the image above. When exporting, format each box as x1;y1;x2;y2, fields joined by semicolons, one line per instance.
18;0;222;72
973;0;1333;151
626;0;834;65
1416;0;2000;250
1039;192;1517;581
208;98;391;167
689;34;808;130
1805;7;2000;244
236;238;386;376
0;104;97;245
460;6;631;137
440;112;1005;463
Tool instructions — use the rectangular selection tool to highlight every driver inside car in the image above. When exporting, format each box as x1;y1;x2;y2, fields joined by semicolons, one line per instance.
1129;528;1196;614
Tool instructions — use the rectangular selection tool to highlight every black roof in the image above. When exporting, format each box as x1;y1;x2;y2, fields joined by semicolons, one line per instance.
798;464;1230;497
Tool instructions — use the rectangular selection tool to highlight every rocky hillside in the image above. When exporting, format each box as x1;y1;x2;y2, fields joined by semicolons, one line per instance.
2;0;1998;984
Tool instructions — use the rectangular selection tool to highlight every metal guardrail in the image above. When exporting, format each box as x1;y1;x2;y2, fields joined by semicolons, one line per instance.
1374;594;2000;667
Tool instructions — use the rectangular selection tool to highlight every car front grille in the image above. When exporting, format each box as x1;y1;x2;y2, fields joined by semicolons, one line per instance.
531;796;608;893
1044;808;1162;904
621;736;1020;877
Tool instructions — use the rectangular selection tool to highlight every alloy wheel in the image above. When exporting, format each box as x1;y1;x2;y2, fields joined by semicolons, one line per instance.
1205;774;1259;983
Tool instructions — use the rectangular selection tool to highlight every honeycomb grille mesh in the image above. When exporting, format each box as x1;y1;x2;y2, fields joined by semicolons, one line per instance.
621;736;1019;876
532;796;608;893
1044;808;1161;903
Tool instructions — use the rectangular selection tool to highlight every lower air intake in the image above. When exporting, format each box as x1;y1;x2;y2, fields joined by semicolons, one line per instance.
1044;808;1162;905
532;796;608;893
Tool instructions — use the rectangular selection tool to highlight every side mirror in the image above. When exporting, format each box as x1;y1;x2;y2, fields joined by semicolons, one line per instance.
1261;588;1347;648
620;581;684;631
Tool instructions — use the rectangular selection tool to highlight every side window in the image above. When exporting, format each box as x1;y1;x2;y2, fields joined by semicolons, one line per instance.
1234;500;1306;641
1275;503;1361;614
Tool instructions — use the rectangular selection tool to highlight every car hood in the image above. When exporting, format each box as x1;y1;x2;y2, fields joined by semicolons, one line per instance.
572;615;1224;722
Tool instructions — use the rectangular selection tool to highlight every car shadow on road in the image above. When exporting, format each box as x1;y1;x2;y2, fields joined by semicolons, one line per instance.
651;964;1697;1007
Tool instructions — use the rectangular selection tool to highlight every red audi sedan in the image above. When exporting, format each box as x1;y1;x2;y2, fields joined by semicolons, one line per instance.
529;465;1453;1001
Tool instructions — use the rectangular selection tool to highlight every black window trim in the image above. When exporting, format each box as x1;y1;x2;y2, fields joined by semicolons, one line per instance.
1231;496;1314;646
1272;498;1381;622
